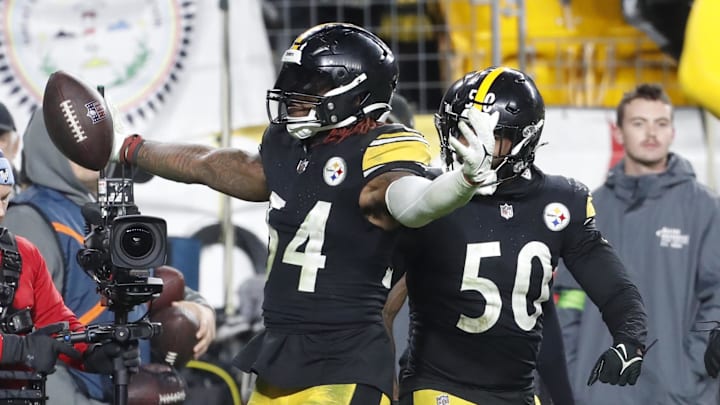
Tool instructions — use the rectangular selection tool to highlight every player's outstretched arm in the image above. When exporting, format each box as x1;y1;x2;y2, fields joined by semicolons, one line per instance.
118;135;269;202
382;109;498;228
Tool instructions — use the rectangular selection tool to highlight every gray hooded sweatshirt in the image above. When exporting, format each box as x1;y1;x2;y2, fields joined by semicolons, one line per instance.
6;109;94;292
556;153;720;404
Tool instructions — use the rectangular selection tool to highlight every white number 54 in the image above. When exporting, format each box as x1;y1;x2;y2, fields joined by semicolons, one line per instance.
267;201;331;293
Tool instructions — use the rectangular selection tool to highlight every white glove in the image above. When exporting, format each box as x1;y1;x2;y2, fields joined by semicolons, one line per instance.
450;108;499;190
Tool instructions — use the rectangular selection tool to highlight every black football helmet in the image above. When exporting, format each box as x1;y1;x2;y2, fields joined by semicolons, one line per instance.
435;67;545;182
266;23;398;139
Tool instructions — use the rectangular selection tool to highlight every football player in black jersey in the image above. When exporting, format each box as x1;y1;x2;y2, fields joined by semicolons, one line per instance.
385;67;649;405
115;23;502;405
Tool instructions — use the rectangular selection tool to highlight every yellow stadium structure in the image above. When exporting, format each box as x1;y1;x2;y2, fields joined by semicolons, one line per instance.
440;0;690;107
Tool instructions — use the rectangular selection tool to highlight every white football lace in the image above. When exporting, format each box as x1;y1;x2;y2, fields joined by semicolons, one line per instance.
60;100;87;143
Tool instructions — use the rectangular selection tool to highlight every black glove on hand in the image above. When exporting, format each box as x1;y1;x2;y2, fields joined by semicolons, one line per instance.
84;342;141;375
705;328;720;378
587;342;643;386
0;323;80;374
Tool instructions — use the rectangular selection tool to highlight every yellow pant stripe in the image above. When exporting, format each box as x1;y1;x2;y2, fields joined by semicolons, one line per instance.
249;383;356;405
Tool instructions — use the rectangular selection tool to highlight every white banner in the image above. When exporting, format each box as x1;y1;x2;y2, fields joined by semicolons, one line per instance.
0;0;274;140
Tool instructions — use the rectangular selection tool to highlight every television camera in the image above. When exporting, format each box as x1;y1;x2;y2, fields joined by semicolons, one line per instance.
56;165;169;405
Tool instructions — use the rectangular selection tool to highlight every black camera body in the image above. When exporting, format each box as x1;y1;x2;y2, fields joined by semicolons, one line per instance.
77;177;167;310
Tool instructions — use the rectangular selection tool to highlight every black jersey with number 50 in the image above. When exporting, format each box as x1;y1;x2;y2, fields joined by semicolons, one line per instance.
260;123;430;332
398;168;600;394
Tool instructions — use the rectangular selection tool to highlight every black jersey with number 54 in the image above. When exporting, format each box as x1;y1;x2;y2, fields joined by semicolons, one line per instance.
260;123;430;332
398;168;601;394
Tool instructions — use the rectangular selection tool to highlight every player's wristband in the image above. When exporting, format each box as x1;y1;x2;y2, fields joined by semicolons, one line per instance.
119;134;145;165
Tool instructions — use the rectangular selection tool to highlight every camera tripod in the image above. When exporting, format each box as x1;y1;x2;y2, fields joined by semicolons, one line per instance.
57;281;162;405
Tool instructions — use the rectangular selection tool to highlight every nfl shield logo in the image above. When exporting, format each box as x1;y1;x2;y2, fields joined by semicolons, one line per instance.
85;101;107;124
436;394;449;405
500;203;514;220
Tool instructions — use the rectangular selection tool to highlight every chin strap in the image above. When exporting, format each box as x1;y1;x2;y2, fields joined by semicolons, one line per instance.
286;102;391;140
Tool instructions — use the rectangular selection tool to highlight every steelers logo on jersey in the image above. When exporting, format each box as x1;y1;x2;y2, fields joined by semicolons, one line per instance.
323;157;347;186
543;202;571;231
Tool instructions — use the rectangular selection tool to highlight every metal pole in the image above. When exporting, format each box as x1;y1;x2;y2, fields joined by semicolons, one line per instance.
219;0;236;316
517;0;527;71
704;110;718;192
491;0;501;66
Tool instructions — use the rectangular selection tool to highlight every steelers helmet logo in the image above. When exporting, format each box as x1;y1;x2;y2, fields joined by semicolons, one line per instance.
543;202;570;231
323;157;347;186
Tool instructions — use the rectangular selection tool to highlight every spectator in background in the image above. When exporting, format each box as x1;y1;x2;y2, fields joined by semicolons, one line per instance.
7;109;217;404
555;83;720;404
0;103;20;162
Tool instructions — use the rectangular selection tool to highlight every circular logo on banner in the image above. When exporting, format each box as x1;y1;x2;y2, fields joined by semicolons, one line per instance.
323;157;347;186
543;202;571;232
0;0;194;124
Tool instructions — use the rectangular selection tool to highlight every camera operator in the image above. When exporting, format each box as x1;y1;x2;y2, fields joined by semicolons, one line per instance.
6;110;216;404
0;148;140;400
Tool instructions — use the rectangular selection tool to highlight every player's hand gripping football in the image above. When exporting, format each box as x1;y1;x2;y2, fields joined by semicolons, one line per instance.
587;342;644;386
451;108;499;194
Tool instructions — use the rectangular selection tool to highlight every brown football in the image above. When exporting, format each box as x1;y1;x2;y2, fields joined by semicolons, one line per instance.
150;305;199;369
42;70;114;170
151;265;186;313
129;363;187;405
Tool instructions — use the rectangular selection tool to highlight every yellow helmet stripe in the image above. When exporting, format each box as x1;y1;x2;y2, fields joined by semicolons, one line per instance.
473;67;508;108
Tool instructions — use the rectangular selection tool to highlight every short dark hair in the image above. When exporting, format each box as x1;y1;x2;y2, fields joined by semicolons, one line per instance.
0;102;15;133
616;83;672;127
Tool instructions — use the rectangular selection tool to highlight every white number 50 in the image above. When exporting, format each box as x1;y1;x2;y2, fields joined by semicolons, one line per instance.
456;241;553;333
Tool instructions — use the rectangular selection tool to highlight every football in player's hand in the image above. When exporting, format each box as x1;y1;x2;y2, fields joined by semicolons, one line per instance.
129;363;186;405
42;70;114;171
150;305;199;368
151;266;186;313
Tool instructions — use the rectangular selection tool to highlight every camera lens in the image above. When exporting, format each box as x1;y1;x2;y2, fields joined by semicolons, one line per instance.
110;215;167;269
120;225;154;259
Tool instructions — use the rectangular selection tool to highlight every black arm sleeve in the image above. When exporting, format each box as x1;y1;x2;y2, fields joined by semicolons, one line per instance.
564;226;648;347
537;299;575;405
